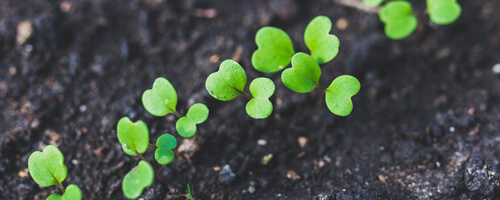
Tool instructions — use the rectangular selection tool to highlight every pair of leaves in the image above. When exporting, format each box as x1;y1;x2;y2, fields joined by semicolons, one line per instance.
122;161;154;199
28;145;82;200
379;1;417;40
142;77;209;138
427;0;461;25
283;53;360;116
205;60;275;119
252;15;339;73
46;185;82;200
155;134;177;165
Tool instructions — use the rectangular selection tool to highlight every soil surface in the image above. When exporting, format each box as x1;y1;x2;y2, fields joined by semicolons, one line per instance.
2;0;500;199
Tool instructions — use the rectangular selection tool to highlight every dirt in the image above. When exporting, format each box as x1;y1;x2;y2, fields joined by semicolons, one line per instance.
1;0;500;199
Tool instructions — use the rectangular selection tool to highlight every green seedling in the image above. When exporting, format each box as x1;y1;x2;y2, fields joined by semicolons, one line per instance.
379;1;417;40
117;117;149;156
142;77;209;138
206;59;276;119
251;27;295;73
325;75;361;116
187;184;194;200
304;16;340;64
362;0;383;7
122;161;154;199
281;52;321;93
155;134;177;165
28;145;82;200
427;0;461;25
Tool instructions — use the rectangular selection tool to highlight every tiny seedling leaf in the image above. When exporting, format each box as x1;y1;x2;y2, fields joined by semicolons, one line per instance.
281;53;321;93
304;16;340;64
251;27;295;73
362;0;383;7
117;117;149;156
28;145;67;187
205;60;247;101
176;103;209;137
427;0;461;25
46;194;62;200
155;134;177;165
61;184;82;200
325;75;361;116
379;1;417;40
246;78;275;119
122;161;154;199
142;77;178;117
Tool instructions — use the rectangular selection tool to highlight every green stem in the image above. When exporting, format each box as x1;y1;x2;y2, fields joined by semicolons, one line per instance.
53;176;65;193
235;88;252;99
148;143;157;149
171;109;182;118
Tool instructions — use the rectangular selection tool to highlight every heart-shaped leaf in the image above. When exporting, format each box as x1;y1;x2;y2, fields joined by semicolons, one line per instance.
427;0;461;25
325;75;360;116
142;77;178;117
206;59;247;101
246;78;275;119
62;184;82;200
176;103;209;138
122;161;154;199
155;134;177;165
362;0;383;7
117;117;149;156
379;1;417;40
46;194;62;200
28;145;67;187
281;53;321;93
304;16;340;64
251;27;295;73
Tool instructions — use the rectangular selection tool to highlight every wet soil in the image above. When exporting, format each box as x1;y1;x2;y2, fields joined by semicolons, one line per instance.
2;0;500;199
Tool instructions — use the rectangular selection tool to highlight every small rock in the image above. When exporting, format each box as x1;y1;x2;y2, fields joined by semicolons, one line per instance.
18;168;29;178
219;165;235;184
257;139;267;146
178;139;199;157
261;154;273;165
492;63;500;74
298;137;307;148
16;21;33;44
286;170;300;181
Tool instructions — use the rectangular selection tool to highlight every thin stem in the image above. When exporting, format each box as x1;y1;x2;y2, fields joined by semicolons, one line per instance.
171;110;182;118
136;152;168;187
235;88;252;99
148;143;157;149
53;176;65;193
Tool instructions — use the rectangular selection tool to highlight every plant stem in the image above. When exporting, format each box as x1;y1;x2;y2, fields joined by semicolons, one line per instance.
148;143;157;149
235;88;252;99
54;178;65;193
172;109;182;118
136;152;168;187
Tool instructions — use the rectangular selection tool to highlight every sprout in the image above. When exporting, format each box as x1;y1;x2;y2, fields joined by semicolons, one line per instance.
142;77;209;138
427;0;461;25
281;53;321;93
251;27;295;73
379;1;417;40
28;145;82;200
206;60;276;119
325;75;361;116
362;0;383;7
117;117;149;156
122;161;154;199
154;134;177;165
176;103;209;137
304;15;340;64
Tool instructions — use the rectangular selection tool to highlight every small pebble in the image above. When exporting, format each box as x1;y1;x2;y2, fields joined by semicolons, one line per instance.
257;139;267;146
261;154;273;165
219;165;235;184
492;63;500;74
16;21;33;44
298;137;307;148
336;18;348;30
18;168;29;178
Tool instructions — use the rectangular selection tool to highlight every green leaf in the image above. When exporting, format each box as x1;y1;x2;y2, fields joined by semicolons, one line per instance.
325;75;361;116
304;16;340;64
62;184;82;200
123;161;154;199
28;145;67;187
379;1;417;40
251;27;295;73
205;59;247;101
186;103;209;124
187;184;193;200
117;117;149;156
246;78;275;119
281;53;321;93
142;77;178;117
427;0;461;25
46;194;62;200
155;134;177;165
362;0;383;7
175;103;209;137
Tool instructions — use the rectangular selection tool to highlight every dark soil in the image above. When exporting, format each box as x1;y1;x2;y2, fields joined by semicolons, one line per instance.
2;0;500;199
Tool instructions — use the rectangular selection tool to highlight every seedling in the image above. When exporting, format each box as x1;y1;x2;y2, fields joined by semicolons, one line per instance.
379;1;417;40
142;77;209;138
252;27;295;73
362;0;383;7
28;145;82;200
187;184;194;200
427;0;461;25
250;16;360;116
205;59;275;119
117;117;179;199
